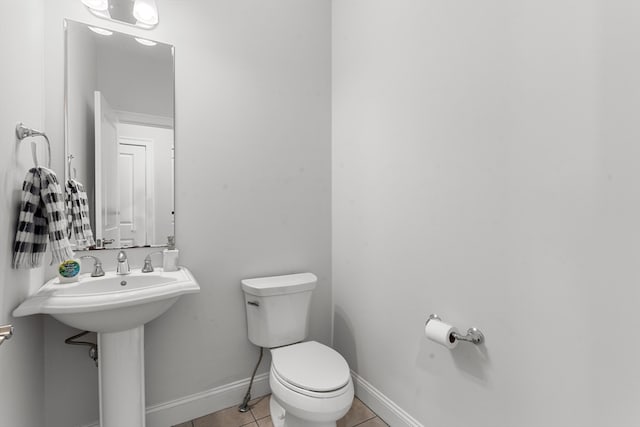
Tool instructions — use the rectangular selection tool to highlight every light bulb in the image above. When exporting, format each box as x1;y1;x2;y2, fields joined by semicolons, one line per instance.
133;0;158;26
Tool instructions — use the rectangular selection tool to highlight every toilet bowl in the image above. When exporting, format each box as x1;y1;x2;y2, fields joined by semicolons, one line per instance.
241;273;354;427
268;341;354;427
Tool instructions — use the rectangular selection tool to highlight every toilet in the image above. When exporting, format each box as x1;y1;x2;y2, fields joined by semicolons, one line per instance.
241;273;354;427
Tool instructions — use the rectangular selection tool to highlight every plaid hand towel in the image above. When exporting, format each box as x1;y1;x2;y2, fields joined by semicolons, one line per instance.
13;167;74;268
66;179;95;248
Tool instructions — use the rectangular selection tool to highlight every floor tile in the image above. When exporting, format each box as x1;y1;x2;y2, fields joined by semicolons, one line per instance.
186;393;386;427
256;416;274;427
355;417;389;427
192;404;256;427
249;395;271;420
337;398;376;427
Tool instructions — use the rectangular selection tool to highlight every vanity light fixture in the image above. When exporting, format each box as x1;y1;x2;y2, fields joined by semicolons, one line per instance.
134;37;157;46
88;26;113;36
133;0;159;26
81;0;108;11
81;0;159;29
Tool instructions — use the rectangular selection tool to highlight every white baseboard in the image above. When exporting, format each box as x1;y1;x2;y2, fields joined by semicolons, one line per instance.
350;371;424;427
80;372;270;427
146;372;271;427
81;370;420;427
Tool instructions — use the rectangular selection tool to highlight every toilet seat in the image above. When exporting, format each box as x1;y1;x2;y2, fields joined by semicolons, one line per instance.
271;365;351;399
271;341;351;397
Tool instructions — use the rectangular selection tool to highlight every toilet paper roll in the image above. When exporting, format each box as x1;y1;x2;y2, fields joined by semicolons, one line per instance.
424;319;459;349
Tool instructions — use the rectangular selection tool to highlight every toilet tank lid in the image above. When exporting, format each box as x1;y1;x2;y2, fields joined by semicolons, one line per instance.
241;272;317;296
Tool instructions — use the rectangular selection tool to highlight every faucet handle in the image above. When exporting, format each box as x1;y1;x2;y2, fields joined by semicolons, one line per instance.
142;251;163;273
80;255;105;277
93;262;105;277
142;256;154;273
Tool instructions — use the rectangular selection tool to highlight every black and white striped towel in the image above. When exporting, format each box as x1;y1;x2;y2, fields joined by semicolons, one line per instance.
13;167;74;268
66;179;95;248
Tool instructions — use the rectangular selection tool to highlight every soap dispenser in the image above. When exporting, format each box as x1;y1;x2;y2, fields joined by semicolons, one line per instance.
162;236;179;272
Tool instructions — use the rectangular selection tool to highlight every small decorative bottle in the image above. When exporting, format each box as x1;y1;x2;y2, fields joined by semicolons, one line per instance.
162;236;179;272
58;258;81;283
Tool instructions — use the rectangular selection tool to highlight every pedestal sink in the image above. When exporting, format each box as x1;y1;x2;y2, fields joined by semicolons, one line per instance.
13;267;200;427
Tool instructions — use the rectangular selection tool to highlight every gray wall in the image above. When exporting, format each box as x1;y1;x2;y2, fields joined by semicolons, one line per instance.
0;0;46;426
43;1;332;426
332;1;640;426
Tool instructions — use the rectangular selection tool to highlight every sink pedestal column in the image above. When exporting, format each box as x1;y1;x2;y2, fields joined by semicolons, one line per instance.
98;325;146;427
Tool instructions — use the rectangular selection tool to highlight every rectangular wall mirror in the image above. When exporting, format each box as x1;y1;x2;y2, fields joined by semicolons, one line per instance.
65;19;175;250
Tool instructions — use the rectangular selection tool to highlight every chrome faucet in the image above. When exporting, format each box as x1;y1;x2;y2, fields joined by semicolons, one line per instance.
142;251;164;273
79;255;105;277
116;250;130;275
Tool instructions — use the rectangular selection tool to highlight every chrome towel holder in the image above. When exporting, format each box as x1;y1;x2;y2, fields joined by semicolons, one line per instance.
67;154;77;179
0;325;14;347
426;314;485;345
16;122;52;168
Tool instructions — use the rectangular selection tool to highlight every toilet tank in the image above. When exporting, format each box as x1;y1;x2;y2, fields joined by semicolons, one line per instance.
241;273;317;348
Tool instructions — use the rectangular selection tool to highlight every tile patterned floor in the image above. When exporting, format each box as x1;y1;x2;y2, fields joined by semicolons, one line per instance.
173;395;388;427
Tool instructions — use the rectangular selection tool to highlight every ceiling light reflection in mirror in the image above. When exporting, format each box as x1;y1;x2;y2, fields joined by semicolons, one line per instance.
88;26;113;36
135;37;157;47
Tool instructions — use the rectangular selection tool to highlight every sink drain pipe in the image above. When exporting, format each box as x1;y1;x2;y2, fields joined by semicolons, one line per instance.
65;330;98;367
238;346;264;413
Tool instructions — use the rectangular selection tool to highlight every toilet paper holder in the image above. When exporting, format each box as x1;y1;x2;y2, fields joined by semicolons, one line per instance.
426;314;484;345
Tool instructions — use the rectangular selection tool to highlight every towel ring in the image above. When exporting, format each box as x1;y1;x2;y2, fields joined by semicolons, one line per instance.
0;324;13;348
16;122;52;168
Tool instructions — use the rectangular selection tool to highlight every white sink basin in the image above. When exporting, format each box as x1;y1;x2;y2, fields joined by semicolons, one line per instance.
13;267;200;333
13;265;200;427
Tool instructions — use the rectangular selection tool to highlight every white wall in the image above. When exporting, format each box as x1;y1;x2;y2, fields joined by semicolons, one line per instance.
43;1;331;426
333;1;640;426
0;0;46;425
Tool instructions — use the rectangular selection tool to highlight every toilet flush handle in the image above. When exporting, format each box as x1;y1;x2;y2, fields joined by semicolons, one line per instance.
247;301;260;307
